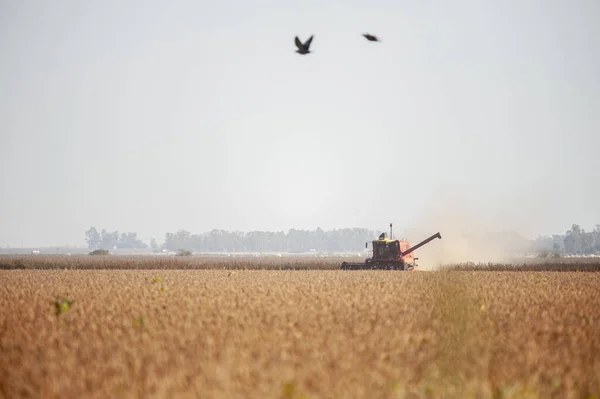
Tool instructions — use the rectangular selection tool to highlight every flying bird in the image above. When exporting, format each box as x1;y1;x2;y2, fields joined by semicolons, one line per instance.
295;35;314;55
363;33;381;42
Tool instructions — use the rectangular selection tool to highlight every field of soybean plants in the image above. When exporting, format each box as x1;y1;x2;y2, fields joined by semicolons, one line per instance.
2;254;600;271
0;254;354;271
0;265;599;398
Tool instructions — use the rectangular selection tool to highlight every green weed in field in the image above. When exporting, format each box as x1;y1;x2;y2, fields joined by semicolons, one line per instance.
133;316;146;330
54;298;73;316
281;382;309;399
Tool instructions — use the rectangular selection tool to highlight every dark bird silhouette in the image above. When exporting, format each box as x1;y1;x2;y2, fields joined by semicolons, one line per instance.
295;35;314;55
363;33;380;42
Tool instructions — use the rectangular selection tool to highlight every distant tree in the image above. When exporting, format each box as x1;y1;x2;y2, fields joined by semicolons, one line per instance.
206;229;227;252
163;230;192;251
117;232;147;249
564;224;583;254
85;227;101;249
150;238;158;250
563;224;600;255
100;229;119;249
118;233;128;249
594;225;600;254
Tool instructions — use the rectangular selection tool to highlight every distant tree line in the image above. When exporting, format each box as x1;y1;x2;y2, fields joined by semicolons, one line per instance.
85;227;148;249
84;223;600;255
534;224;600;256
161;228;378;253
84;226;378;252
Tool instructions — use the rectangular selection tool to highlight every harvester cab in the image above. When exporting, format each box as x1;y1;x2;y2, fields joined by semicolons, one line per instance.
342;224;442;270
371;235;399;260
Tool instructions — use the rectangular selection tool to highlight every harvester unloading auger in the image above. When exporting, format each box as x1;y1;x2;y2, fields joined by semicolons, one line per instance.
341;224;442;270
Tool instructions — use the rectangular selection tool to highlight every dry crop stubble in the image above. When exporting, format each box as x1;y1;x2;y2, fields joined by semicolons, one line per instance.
0;270;599;399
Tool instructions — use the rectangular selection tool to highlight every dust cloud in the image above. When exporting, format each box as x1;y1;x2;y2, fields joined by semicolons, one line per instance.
397;191;532;269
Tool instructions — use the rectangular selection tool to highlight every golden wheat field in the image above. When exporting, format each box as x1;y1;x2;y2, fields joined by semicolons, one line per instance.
1;267;599;399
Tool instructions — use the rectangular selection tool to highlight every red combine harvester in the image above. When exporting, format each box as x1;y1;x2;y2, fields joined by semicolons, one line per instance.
341;224;442;270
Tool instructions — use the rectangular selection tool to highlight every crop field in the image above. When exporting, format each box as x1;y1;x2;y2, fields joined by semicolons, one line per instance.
0;254;354;271
1;263;599;398
1;254;600;271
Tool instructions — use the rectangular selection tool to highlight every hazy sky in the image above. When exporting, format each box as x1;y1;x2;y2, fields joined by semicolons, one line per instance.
1;0;599;247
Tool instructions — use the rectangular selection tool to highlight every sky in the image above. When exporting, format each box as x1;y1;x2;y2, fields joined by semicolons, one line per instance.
1;0;599;247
